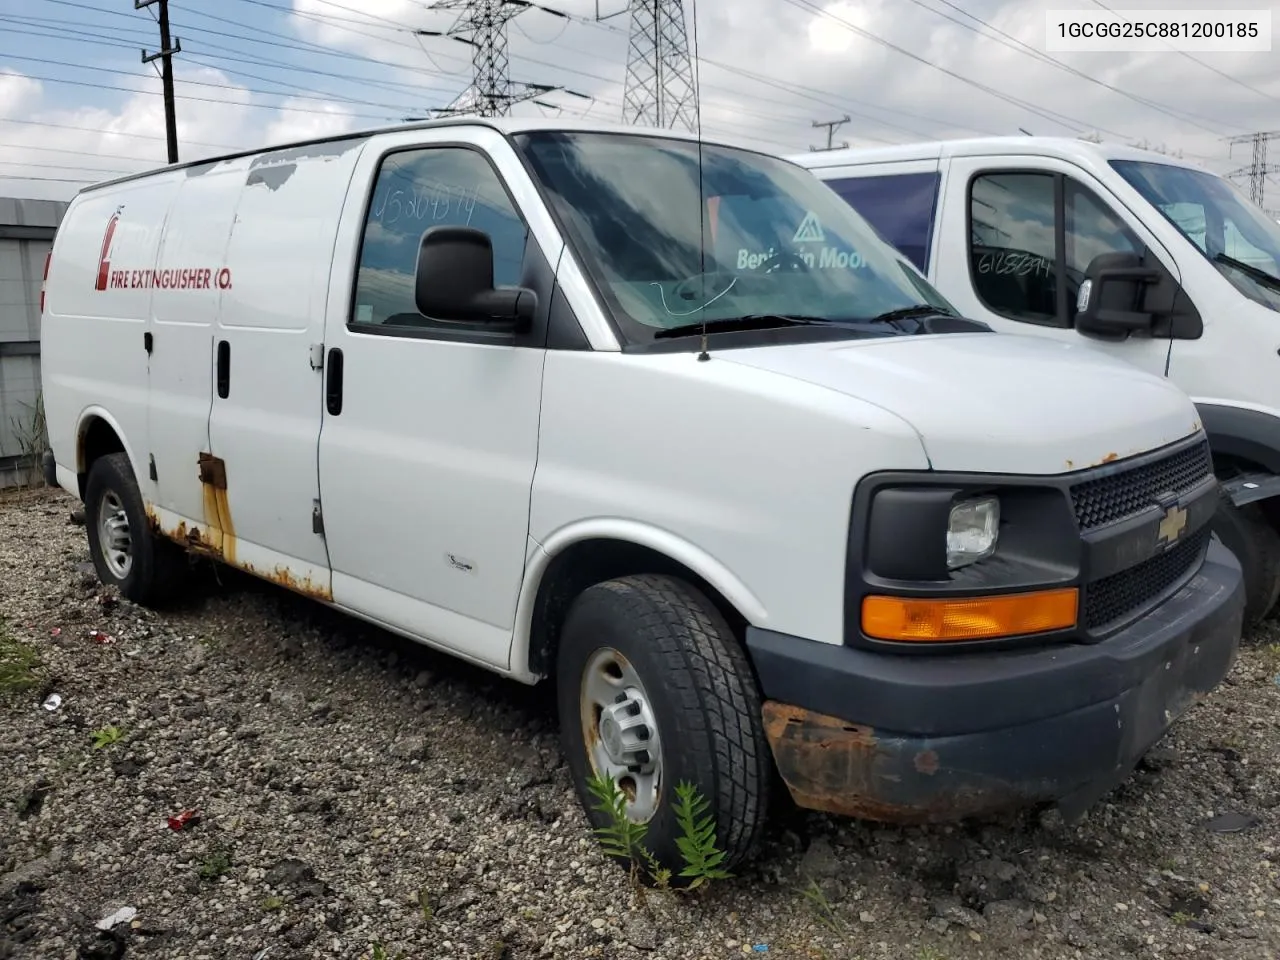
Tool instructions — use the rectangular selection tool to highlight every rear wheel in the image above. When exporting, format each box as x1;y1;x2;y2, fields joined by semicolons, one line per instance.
556;574;771;883
1212;486;1280;630
84;453;183;606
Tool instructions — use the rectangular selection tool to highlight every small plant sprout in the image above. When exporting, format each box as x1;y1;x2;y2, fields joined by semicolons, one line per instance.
90;725;125;749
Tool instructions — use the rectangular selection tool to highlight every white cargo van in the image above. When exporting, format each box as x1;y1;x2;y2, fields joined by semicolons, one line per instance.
42;119;1243;874
794;137;1280;626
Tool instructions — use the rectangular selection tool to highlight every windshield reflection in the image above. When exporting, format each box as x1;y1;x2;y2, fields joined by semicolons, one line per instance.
515;130;955;344
1112;159;1280;311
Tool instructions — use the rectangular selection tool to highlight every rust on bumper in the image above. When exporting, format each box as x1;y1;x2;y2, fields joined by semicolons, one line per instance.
761;701;1032;825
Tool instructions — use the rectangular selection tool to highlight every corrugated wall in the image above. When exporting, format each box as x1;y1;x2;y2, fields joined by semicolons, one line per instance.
0;197;68;488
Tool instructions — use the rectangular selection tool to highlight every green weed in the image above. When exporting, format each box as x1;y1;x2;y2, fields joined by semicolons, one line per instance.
90;725;125;749
0;622;39;697
586;772;730;893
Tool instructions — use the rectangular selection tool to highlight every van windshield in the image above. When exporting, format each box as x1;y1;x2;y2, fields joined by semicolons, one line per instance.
514;130;955;344
1112;158;1280;313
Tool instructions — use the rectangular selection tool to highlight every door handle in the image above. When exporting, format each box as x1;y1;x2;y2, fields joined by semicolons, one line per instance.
326;347;344;416
216;340;230;399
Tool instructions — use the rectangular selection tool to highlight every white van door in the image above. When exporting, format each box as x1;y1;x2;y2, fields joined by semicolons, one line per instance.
203;144;367;597
934;157;1179;378
147;166;241;534
316;132;549;669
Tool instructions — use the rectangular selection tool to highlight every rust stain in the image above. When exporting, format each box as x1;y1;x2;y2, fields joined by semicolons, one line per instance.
914;749;940;776
1065;459;1074;470
761;701;1026;825
144;453;332;603
242;561;333;602
1098;452;1120;464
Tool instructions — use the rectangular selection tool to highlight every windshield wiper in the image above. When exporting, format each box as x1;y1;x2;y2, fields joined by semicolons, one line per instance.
864;304;957;324
1213;253;1280;292
652;314;831;340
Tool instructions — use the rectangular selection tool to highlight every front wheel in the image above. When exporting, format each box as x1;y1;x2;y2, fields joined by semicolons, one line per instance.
556;574;771;883
1212;486;1280;629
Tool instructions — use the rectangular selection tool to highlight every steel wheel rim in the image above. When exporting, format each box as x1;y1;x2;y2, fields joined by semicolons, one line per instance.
97;490;133;580
579;646;663;824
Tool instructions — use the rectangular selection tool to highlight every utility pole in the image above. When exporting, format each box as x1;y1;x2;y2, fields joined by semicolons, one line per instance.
606;0;697;132
136;0;181;164
810;116;850;152
418;1;584;117
1226;130;1280;208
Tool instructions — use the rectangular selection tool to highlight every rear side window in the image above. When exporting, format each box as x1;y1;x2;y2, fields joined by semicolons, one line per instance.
822;172;940;273
351;146;529;331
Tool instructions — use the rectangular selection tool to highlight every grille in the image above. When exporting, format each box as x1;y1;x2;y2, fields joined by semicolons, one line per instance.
1070;440;1212;531
1083;527;1210;631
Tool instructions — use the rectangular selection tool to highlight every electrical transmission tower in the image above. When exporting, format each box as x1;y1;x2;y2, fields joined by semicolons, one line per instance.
1226;131;1280;208
418;0;581;117
614;0;698;131
810;116;850;151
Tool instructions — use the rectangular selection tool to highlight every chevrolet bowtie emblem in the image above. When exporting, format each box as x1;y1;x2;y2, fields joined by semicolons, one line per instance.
1156;503;1188;547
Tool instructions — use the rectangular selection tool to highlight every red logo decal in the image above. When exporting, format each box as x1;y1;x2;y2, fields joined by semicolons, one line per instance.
95;212;121;291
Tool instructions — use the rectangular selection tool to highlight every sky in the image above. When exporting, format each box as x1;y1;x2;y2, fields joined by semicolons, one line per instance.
0;0;1278;205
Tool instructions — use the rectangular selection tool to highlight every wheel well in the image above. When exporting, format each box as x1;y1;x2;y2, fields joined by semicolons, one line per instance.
526;538;748;678
77;417;125;499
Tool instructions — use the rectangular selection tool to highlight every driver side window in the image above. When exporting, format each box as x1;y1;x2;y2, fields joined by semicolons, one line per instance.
969;171;1145;328
350;146;529;333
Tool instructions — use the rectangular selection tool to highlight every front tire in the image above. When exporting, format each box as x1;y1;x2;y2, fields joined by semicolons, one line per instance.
556;574;771;882
1212;487;1280;629
84;453;181;606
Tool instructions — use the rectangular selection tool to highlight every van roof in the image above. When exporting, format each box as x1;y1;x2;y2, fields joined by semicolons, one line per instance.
77;117;769;195
788;135;1207;173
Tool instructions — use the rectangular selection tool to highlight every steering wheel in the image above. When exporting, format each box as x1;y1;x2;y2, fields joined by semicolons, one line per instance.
755;250;812;274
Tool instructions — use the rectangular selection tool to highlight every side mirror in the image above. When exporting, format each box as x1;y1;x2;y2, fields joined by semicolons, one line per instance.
1075;251;1162;338
414;226;535;332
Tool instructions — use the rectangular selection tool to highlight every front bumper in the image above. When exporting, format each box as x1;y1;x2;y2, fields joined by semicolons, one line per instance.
747;538;1245;825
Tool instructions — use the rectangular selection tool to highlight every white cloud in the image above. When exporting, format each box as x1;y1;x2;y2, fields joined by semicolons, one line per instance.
0;65;356;201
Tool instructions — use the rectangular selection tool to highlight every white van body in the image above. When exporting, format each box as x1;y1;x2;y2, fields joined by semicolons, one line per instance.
41;120;1243;870
794;137;1280;622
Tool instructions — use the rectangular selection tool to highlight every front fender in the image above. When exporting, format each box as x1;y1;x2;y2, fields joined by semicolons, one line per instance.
1196;400;1280;475
508;518;768;681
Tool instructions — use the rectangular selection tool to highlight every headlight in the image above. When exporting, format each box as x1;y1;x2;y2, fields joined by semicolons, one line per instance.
947;496;999;569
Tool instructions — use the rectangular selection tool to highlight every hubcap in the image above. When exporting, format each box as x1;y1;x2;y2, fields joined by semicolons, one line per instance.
97;490;133;580
580;647;662;823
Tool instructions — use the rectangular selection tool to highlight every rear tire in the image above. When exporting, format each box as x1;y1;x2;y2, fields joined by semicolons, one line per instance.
556;574;771;883
83;453;183;606
1212;486;1280;631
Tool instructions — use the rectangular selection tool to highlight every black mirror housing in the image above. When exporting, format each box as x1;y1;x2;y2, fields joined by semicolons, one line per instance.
414;225;535;332
1075;251;1162;339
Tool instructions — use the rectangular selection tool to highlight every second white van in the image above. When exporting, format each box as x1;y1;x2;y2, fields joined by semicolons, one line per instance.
795;137;1280;626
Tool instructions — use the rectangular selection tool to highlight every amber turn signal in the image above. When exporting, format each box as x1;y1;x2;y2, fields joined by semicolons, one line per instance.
861;588;1079;642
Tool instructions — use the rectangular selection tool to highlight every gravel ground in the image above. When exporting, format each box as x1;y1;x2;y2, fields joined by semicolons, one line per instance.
2;487;1279;960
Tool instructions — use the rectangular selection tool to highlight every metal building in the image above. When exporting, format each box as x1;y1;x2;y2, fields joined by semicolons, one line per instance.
0;197;67;489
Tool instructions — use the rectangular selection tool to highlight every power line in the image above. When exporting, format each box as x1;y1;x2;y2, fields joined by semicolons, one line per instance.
907;0;1240;136
1088;0;1280;106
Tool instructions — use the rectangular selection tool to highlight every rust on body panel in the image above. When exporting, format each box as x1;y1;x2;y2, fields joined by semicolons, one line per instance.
145;452;331;602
